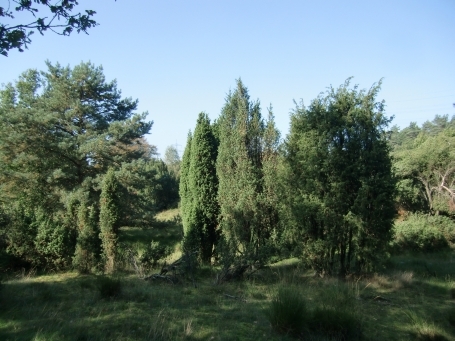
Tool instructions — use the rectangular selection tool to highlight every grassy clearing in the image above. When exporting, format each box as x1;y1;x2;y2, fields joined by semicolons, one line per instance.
1;209;455;340
118;208;183;256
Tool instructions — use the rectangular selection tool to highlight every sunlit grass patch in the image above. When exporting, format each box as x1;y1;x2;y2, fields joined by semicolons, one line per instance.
407;315;449;341
155;208;180;222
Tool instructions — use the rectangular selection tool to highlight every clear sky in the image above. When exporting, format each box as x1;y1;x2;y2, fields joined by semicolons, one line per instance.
1;0;454;157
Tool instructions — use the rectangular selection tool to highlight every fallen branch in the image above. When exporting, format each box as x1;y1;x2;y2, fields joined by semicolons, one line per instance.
143;249;199;286
223;293;247;302
144;273;176;284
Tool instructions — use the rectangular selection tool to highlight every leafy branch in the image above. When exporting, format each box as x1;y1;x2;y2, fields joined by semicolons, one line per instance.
0;0;100;56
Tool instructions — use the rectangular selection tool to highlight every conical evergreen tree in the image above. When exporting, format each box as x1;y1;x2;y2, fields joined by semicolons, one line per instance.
72;190;101;273
216;80;280;263
99;168;120;274
186;112;219;263
179;132;193;235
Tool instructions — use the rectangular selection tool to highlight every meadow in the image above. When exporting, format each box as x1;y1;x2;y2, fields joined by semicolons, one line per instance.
1;209;454;341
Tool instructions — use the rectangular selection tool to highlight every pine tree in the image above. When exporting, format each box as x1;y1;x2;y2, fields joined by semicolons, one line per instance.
0;62;152;208
99;169;120;274
0;62;155;269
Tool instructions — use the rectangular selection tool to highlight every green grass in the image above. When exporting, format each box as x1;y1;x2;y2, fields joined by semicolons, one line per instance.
118;208;183;255
1;209;455;340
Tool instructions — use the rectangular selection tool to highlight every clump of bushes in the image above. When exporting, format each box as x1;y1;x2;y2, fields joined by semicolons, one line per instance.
266;284;362;340
139;241;172;273
391;213;455;253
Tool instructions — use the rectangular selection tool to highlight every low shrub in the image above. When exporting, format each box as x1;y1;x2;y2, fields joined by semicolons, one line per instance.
391;213;455;253
96;276;122;299
139;241;172;272
265;285;308;337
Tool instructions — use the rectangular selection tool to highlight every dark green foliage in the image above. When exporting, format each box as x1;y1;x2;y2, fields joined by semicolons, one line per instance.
2;204;75;270
265;286;308;337
447;306;455;327
114;159;162;226
0;62;156;271
216;235;275;283
283;79;395;276
151;147;181;211
179;113;220;264
153;159;180;211
3;203;37;267
395;178;429;213
184;112;219;263
34;210;75;270
96;276;122;299
73;193;101;273
99;169;121;273
392;213;455;253
139;241;172;272
216;80;281;271
0;62;152;202
0;2;97;56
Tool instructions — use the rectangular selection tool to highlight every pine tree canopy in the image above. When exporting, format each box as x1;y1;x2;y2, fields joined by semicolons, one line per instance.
0;61;153;207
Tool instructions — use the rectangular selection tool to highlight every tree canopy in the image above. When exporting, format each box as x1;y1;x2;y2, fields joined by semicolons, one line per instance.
392;114;455;215
0;61;159;270
0;61;152;207
1;0;99;56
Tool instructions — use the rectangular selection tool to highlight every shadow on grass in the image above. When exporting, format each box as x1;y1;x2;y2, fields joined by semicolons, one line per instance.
2;251;455;341
0;273;283;341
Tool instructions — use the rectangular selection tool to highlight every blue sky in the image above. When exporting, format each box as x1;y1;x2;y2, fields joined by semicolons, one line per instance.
1;0;454;157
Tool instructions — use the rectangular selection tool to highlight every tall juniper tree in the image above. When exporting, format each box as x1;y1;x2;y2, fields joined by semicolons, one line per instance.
99;168;121;274
179;132;193;235
216;80;280;270
179;114;219;263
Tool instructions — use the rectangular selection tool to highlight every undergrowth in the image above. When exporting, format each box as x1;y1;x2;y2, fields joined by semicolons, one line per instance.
0;210;454;341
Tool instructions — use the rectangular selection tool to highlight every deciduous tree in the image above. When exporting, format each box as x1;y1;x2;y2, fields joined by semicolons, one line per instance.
1;0;98;56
